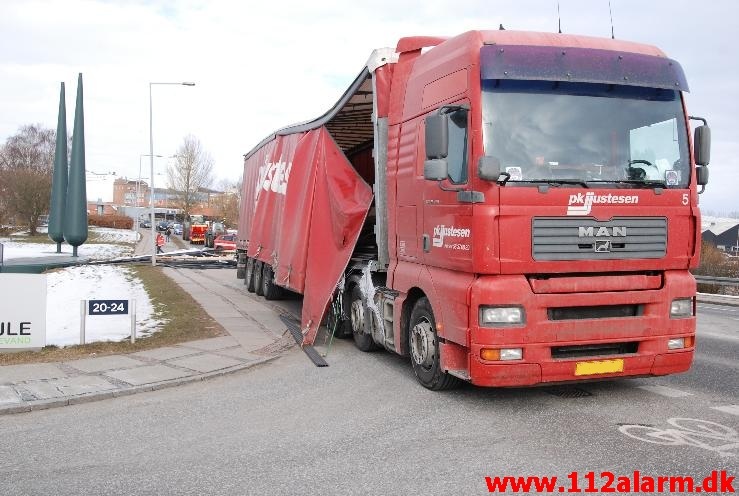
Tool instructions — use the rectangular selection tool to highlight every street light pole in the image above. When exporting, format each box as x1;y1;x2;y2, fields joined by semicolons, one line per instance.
138;154;161;208
149;81;195;266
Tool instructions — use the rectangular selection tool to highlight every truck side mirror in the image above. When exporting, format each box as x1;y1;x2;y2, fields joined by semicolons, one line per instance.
425;114;448;160
424;158;448;181
478;156;501;181
696;165;709;194
694;125;711;166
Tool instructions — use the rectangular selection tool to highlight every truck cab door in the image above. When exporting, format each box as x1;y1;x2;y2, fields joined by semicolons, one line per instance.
422;106;474;272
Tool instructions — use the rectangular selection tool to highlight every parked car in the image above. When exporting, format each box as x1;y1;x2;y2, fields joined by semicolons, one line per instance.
139;220;151;228
172;223;183;235
156;221;172;232
213;234;237;252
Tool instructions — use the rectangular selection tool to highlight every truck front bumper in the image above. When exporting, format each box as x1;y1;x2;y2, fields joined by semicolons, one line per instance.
466;271;695;387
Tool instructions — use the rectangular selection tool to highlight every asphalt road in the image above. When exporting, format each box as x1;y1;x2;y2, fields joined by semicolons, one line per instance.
2;289;737;495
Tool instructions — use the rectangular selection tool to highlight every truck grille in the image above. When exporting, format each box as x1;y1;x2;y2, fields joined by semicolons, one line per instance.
532;217;667;261
548;304;642;320
551;342;639;359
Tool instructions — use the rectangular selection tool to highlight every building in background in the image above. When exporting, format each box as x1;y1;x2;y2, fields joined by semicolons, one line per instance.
86;171;118;217
113;177;149;207
81;173;234;226
702;216;739;255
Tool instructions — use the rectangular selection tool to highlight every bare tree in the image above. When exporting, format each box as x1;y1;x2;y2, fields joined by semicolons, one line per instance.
212;178;241;229
167;135;214;220
0;124;55;235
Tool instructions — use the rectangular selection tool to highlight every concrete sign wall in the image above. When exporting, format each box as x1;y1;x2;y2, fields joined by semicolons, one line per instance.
0;274;47;350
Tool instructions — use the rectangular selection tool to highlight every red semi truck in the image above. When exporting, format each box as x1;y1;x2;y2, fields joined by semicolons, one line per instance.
237;30;711;390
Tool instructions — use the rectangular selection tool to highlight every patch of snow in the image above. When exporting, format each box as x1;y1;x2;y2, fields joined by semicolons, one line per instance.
46;265;164;346
1;227;137;261
1;227;164;347
90;227;139;244
0;240;132;260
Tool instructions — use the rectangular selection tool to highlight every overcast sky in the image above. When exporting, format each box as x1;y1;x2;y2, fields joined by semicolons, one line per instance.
1;0;737;213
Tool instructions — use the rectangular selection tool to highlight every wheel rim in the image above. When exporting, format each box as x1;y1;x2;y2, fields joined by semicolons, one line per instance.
410;317;436;370
350;299;364;334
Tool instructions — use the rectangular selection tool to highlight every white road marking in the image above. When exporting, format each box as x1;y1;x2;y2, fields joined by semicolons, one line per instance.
619;418;739;457
637;385;693;398
697;304;739;313
698;331;739;342
712;405;739;417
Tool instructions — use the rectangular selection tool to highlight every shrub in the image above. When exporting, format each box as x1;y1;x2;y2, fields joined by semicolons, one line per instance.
88;214;133;230
693;240;739;294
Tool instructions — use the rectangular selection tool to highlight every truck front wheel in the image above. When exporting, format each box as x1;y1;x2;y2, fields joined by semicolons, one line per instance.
254;261;264;296
245;258;256;293
409;297;459;390
349;285;378;352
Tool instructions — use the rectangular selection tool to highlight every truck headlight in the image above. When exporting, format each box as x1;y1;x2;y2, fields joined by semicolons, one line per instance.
670;298;693;318
480;306;524;326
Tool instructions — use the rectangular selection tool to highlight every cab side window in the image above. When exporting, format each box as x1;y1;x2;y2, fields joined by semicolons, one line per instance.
447;109;469;184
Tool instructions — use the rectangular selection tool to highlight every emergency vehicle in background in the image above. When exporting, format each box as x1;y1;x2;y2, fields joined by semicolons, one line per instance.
189;222;208;245
236;29;711;390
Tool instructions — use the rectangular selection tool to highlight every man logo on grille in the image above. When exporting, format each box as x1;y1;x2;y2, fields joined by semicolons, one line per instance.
595;240;611;252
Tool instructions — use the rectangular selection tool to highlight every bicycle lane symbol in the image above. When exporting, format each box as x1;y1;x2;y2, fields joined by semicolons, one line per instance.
618;418;739;457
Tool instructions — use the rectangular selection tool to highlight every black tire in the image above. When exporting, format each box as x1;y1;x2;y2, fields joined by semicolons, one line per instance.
261;263;284;300
348;284;379;352
408;297;459;390
254;261;264;296
244;257;256;293
236;253;246;279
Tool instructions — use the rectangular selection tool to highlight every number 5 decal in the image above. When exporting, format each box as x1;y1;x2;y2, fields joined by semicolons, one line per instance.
682;193;689;205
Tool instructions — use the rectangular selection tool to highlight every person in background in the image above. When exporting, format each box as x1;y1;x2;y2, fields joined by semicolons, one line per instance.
156;232;165;254
165;226;171;243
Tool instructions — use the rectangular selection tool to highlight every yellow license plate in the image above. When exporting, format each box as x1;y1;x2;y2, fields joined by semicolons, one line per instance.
575;358;624;376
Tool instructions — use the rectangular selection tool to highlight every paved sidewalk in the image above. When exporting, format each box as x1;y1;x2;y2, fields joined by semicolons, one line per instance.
0;265;295;415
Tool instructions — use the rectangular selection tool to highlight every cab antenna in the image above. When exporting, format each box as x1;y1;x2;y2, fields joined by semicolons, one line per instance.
609;0;615;39
557;2;562;33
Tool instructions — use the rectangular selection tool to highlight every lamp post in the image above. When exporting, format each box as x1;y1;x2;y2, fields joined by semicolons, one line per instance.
138;154;162;208
149;81;195;266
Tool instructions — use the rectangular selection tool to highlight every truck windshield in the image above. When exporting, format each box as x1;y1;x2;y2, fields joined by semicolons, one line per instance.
481;80;690;188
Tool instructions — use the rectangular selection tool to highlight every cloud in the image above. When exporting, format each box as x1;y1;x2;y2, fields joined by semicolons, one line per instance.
0;0;736;212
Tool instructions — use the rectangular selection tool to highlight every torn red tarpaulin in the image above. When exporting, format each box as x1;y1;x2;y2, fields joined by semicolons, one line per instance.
242;126;372;344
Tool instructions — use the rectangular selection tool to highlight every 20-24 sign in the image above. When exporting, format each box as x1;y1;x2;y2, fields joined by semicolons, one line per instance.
88;300;128;315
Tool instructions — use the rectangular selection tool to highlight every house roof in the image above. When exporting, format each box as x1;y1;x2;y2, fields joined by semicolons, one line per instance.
701;216;739;236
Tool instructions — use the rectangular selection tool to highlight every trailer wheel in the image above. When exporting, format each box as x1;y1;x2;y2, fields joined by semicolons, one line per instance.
349;285;379;352
244;257;256;293
261;264;284;300
236;253;246;279
254;261;264;296
409;297;459;390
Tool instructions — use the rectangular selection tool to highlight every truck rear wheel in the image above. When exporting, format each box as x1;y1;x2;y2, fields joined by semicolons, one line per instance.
254;261;264;296
261;264;284;300
236;253;246;279
349;285;379;352
244;257;256;293
409;297;459;390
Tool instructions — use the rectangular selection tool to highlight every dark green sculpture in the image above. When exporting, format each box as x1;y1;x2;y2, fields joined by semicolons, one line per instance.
48;82;68;253
63;73;88;256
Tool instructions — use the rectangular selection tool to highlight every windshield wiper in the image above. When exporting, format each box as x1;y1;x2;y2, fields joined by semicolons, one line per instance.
524;179;590;188
586;179;668;189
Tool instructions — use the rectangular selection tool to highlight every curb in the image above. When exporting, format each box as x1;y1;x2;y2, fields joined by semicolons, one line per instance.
0;355;279;416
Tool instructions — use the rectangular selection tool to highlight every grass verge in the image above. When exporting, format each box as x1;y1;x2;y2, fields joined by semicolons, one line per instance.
0;265;225;366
